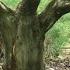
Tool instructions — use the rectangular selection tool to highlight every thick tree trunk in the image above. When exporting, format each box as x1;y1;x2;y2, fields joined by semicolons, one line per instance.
15;37;44;70
14;0;70;69
1;0;70;70
14;15;44;70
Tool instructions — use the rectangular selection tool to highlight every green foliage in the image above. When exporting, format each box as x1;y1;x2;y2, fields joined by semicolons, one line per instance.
0;0;21;9
37;0;52;14
46;13;70;57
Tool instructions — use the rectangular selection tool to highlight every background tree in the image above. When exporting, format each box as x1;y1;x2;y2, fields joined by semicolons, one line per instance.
0;0;70;70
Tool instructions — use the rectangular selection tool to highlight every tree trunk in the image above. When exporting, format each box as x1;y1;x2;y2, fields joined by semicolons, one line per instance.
14;15;44;70
15;37;44;70
0;0;70;70
0;4;17;70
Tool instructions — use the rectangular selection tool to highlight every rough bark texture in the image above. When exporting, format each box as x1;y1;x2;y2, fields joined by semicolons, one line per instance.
14;0;44;70
0;0;70;70
0;2;17;70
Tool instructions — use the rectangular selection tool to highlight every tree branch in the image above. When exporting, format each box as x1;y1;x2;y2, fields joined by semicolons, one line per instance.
0;1;14;15
17;0;40;15
38;0;70;34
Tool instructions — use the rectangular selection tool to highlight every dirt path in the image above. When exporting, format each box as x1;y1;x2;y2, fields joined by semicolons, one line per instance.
45;57;70;70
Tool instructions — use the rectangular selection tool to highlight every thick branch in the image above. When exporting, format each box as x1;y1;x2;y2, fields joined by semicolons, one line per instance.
38;0;70;33
17;0;40;15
